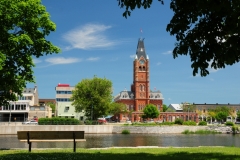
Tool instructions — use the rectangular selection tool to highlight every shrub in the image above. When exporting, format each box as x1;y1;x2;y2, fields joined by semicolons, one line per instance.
232;126;239;133
174;118;183;125
183;121;197;126
38;117;80;125
161;122;175;125
122;129;130;134
198;121;207;126
225;121;234;126
182;130;194;134
182;129;220;134
194;130;220;134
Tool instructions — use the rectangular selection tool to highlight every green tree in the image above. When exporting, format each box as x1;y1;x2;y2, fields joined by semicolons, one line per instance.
216;111;229;122
237;111;240;118
109;102;127;115
182;104;196;112
162;104;168;112
142;104;160;119
213;106;230;122
0;0;60;106
118;0;240;76
46;102;56;116
71;76;112;120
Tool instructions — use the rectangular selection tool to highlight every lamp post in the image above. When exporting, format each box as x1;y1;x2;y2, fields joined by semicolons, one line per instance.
9;103;12;125
91;105;93;121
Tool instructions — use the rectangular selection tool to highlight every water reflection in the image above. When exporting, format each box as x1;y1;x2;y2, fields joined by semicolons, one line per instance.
1;134;240;149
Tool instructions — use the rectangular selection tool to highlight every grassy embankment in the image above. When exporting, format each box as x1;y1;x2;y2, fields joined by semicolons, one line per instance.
1;147;240;160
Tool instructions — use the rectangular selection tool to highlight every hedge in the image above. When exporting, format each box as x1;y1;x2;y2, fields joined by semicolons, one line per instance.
38;117;80;125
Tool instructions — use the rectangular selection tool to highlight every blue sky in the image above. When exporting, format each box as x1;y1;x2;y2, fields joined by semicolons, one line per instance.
29;0;240;106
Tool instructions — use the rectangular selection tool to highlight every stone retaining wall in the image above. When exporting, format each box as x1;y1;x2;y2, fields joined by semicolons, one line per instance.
112;126;233;134
0;125;233;135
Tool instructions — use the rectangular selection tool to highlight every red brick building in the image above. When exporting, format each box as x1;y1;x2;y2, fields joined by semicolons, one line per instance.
114;38;164;122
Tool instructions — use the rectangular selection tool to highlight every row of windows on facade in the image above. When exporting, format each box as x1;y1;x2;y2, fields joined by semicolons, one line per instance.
198;109;236;113
18;96;32;100
125;105;160;111
56;98;71;102
56;91;72;94
122;94;161;99
30;107;45;111
1;105;27;110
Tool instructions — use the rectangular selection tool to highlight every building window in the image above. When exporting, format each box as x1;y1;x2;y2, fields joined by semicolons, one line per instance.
65;106;69;112
30;107;35;111
40;107;45;111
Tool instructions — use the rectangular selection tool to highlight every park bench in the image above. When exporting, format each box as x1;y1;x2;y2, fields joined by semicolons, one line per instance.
17;131;85;152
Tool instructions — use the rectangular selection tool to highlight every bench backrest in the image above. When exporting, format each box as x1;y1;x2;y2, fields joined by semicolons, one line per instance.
17;131;84;140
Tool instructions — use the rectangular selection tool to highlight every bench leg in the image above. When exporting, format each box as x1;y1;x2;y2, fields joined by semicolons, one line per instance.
73;141;76;152
29;142;32;152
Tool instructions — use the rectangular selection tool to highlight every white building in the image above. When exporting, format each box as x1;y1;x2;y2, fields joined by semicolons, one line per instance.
55;83;85;121
0;85;39;122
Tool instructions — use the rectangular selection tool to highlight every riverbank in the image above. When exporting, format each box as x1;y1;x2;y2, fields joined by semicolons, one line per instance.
1;147;240;160
0;125;233;135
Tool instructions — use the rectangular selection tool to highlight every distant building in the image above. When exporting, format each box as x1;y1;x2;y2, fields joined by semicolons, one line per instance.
55;83;85;121
194;103;240;122
167;104;183;112
114;38;164;122
0;85;39;122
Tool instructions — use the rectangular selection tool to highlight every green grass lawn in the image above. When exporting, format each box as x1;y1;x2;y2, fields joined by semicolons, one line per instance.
1;147;240;160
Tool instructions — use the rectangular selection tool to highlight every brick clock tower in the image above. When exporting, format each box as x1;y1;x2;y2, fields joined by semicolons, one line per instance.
114;38;164;122
131;39;150;111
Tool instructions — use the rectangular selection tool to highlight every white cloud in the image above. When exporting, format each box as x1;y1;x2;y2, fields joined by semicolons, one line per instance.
162;51;172;55
63;23;116;50
157;62;161;66
86;57;100;61
45;57;81;65
33;59;41;64
130;55;135;59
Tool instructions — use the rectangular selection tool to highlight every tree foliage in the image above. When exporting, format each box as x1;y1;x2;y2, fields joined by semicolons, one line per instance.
182;104;196;112
237;111;240;118
0;0;60;105
109;102;128;115
142;104;160;119
209;106;230;121
162;104;168;112
46;102;56;113
71;76;113;120
118;0;240;76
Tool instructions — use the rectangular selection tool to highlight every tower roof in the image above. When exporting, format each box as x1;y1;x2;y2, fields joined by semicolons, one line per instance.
136;38;148;60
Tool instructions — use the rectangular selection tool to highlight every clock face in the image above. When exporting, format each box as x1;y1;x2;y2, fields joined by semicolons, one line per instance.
140;60;145;65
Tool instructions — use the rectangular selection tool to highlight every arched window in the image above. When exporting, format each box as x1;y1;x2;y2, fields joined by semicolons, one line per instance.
142;85;145;91
139;85;142;91
143;66;146;71
139;66;142;71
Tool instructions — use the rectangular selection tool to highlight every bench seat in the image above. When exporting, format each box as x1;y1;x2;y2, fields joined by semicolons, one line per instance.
17;131;85;152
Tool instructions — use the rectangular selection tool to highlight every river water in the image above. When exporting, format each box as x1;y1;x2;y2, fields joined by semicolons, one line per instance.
1;134;240;149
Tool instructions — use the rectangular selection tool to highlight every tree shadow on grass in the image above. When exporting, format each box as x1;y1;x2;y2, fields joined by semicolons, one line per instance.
1;151;240;160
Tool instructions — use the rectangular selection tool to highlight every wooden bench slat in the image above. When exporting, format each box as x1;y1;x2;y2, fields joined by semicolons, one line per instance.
19;139;86;142
17;131;84;140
